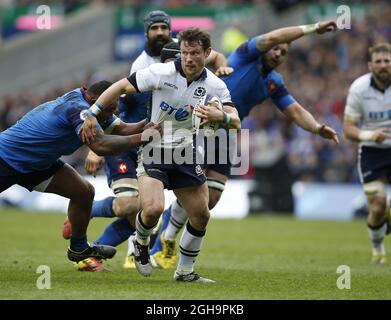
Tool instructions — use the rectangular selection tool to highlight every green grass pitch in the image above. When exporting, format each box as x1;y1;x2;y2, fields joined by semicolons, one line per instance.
0;208;390;300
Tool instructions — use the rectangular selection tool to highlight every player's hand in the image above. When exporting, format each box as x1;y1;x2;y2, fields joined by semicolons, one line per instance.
215;66;234;77
81;113;98;144
197;103;224;126
317;124;339;144
126;119;147;135
85;150;105;177
316;20;337;34
141;122;162;144
372;128;389;143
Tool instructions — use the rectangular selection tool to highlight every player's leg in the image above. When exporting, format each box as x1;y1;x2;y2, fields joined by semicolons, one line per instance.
98;154;141;269
151;152;229;267
44;164;116;262
133;175;165;276
151;170;228;269
364;178;389;264
173;182;214;283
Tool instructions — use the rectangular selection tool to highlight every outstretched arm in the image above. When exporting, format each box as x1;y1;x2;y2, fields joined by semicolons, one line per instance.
207;49;234;77
283;102;339;144
256;20;337;52
111;119;146;136
87;122;161;156
81;78;138;143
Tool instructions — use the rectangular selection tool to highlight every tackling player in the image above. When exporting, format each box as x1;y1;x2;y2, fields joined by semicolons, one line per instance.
0;81;159;270
343;43;391;264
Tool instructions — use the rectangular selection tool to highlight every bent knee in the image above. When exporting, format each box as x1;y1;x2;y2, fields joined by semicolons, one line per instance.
208;191;222;210
81;181;95;202
113;196;140;217
143;203;165;219
369;198;387;216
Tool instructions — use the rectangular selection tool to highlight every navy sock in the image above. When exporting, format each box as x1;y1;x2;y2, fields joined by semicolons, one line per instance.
70;235;88;252
94;217;135;247
91;197;116;218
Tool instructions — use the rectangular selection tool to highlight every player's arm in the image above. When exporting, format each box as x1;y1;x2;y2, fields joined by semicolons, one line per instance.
86;123;160;156
197;103;241;130
343;116;389;143
283;102;339;144
206;49;234;77
343;85;389;143
255;20;337;52
222;105;241;129
111;119;146;136
85;150;104;177
81;78;138;143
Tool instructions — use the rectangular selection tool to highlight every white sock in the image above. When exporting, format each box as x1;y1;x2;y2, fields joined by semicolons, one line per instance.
165;200;188;241
135;211;156;246
176;222;205;275
126;232;136;256
367;221;387;253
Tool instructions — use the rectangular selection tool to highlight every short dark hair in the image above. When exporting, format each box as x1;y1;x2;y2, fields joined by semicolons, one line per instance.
368;43;391;61
178;27;211;51
87;80;113;98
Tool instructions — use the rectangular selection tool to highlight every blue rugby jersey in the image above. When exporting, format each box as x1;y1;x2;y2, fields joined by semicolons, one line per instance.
0;88;117;173
222;37;295;120
117;92;150;124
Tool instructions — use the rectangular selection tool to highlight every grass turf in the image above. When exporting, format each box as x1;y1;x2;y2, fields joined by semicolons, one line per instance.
0;208;390;300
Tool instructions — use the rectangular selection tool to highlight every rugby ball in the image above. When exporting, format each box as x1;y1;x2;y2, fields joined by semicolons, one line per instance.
193;94;223;138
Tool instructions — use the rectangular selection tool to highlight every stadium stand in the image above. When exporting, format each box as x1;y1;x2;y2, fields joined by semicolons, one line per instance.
1;0;390;183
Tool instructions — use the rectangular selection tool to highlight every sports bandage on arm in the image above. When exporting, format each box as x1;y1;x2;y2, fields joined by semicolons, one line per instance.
299;23;320;35
223;112;232;126
358;130;375;142
88;102;104;117
313;123;322;134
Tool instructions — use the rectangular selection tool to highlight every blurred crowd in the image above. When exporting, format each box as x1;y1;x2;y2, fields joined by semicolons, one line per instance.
1;1;390;182
243;1;391;183
1;0;311;12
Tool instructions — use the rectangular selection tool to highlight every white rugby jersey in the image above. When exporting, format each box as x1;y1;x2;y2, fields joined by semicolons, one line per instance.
130;51;160;74
130;39;178;74
130;59;232;148
344;73;391;148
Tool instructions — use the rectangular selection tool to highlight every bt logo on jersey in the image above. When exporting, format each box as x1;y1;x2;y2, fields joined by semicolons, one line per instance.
159;101;189;121
368;110;391;119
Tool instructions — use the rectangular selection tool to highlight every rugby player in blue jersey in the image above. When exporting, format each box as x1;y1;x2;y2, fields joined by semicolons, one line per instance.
150;20;341;269
61;41;184;273
0;81;159;271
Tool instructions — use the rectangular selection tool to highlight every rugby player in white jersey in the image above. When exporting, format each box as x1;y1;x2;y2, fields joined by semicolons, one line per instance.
343;43;391;264
79;10;233;270
81;27;240;282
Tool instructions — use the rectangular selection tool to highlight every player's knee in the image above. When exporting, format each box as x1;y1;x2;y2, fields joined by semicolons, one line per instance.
207;178;225;209
189;210;210;230
72;180;94;203
143;203;165;219
208;191;222;209
113;196;140;217
369;197;387;217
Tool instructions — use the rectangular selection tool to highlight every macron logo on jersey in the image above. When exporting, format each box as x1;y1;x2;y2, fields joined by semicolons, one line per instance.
159;101;189;121
163;82;178;90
